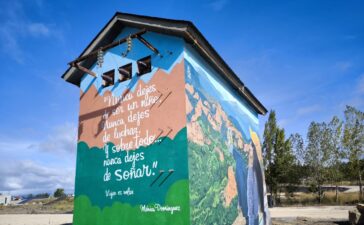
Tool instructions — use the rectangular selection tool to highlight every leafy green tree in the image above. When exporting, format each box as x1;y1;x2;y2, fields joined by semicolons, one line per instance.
273;128;297;201
343;106;364;201
35;193;50;198
27;194;33;199
305;122;330;203
54;188;65;198
263;110;297;205
289;133;305;166
289;133;309;186
326;116;344;203
263;110;278;201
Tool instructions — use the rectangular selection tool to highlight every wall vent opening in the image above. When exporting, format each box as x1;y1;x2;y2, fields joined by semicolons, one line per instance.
118;63;132;82
137;55;151;76
102;69;115;87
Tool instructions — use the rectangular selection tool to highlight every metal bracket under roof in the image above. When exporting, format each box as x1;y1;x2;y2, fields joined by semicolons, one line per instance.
69;29;161;75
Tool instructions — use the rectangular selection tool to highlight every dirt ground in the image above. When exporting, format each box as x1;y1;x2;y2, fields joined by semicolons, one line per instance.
272;218;350;225
0;206;354;225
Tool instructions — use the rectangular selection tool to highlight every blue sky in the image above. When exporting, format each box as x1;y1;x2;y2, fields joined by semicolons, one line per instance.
0;0;363;194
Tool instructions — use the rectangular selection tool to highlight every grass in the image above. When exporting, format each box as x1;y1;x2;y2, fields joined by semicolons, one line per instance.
0;197;74;214
48;197;74;212
281;191;361;206
0;191;361;214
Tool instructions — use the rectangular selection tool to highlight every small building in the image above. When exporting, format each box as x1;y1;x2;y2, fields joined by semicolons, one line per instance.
62;12;271;225
0;194;11;206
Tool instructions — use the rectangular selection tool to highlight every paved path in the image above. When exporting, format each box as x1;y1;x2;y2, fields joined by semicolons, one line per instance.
269;205;353;220
0;206;354;225
0;214;72;225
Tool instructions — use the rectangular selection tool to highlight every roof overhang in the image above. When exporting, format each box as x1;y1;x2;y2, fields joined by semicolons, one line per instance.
62;12;267;115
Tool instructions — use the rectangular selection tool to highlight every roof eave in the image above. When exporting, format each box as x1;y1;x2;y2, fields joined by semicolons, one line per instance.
61;12;267;115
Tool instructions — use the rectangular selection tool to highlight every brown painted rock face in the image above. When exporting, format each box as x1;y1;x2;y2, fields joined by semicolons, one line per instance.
78;60;186;150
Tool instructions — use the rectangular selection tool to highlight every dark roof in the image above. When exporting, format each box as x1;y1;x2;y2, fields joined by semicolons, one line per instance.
62;12;267;115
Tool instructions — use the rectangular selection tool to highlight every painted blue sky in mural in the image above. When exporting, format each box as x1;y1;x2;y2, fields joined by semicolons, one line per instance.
0;0;363;194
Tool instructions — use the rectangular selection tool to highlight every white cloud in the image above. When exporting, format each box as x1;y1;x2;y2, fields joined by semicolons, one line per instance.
0;24;25;64
27;23;50;37
345;96;364;109
342;73;364;108
208;0;229;11
29;123;77;154
357;74;364;95
0;1;60;63
0;160;74;195
0;122;77;194
334;61;353;72
277;118;290;127
297;104;321;116
0;140;34;154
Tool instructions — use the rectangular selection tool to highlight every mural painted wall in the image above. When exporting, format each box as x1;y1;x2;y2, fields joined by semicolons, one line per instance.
73;27;190;225
73;26;270;225
184;45;271;225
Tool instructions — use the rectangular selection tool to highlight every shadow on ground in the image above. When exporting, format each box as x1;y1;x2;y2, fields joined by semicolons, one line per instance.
272;218;350;225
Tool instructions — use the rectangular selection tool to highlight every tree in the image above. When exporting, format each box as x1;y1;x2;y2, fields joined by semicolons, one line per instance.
343;106;364;201
289;133;308;188
263;110;278;202
290;133;305;166
326;116;344;203
305;122;330;203
273;128;297;202
54;188;65;198
263;110;297;205
27;194;33;199
36;193;50;198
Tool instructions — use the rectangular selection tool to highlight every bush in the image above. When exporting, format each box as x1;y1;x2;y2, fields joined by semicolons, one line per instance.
53;188;65;198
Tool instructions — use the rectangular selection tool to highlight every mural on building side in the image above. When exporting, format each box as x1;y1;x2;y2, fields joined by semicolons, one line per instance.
64;13;271;225
73;28;190;225
184;46;270;225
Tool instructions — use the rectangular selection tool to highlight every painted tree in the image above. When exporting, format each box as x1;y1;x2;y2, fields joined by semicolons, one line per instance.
343;106;364;201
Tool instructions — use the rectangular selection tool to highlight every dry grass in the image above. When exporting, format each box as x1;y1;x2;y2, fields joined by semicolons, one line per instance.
281;191;360;206
48;197;73;212
0;197;74;214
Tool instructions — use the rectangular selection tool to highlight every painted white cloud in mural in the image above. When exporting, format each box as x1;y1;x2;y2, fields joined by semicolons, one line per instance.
184;51;259;124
